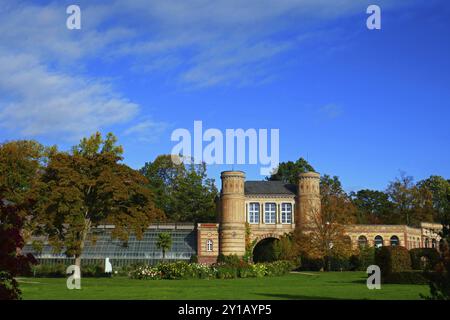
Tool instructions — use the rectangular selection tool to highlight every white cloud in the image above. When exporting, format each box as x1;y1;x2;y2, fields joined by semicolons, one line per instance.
0;53;138;140
123;119;169;142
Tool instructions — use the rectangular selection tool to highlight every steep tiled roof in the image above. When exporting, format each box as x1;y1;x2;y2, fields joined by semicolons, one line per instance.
244;181;297;196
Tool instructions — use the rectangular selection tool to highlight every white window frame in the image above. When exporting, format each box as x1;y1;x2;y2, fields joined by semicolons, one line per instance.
264;203;276;224
248;203;260;224
281;203;293;224
206;239;213;252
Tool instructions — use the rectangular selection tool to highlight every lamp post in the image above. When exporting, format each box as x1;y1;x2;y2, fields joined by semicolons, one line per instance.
325;221;333;272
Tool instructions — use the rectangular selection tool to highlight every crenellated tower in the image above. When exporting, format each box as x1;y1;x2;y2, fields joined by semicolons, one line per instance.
296;172;321;230
219;171;246;257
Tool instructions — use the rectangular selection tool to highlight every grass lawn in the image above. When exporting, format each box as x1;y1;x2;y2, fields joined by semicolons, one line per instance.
18;272;430;300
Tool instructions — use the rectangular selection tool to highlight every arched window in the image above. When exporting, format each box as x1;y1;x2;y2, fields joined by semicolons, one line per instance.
344;236;352;246
358;236;368;248
390;236;400;247
248;203;260;224
281;203;292;224
374;236;384;248
425;238;430;248
206;240;213;252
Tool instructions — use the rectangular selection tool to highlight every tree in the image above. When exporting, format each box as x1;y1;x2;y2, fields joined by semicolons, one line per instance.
273;233;299;262
0;140;53;210
423;177;450;300
156;232;173;260
0;198;36;300
411;184;435;224
417;176;450;222
386;172;415;225
320;175;357;224
268;157;315;184
140;155;218;223
351;189;394;224
34;132;164;268
294;204;353;271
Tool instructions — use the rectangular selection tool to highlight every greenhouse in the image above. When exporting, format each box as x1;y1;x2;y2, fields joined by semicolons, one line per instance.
22;223;197;267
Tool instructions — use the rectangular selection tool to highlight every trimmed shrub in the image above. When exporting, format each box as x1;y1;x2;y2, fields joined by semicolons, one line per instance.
216;266;238;279
350;246;376;271
218;254;242;267
82;264;108;278
189;255;198;264
328;257;352;271
31;264;67;278
383;271;430;285
375;246;412;277
409;248;440;271
299;255;324;271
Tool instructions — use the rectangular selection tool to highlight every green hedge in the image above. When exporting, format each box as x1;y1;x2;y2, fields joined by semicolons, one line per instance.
409;248;440;271
375;246;412;276
383;271;430;285
31;263;108;278
350;247;376;271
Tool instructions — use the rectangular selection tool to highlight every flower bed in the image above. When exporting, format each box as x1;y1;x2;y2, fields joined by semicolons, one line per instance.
128;260;295;280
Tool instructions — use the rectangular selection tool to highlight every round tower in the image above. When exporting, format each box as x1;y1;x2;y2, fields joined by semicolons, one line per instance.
296;172;321;230
219;171;246;257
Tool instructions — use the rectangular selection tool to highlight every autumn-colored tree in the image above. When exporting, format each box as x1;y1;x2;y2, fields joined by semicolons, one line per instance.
295;175;355;270
411;184;435;225
418;176;450;223
0;140;54;216
320;174;357;224
34;132;164;267
0;198;36;300
294;204;354;271
386;172;415;225
140;155;218;223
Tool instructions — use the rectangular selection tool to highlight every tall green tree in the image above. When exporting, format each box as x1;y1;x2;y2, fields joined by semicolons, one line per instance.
156;232;173;260
351;189;394;224
34;132;164;267
268;157;315;184
140;155;218;223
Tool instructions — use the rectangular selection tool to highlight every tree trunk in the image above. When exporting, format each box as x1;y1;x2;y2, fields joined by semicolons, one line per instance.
75;218;91;269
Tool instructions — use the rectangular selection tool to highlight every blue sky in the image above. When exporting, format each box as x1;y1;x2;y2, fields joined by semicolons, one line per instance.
0;0;449;192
